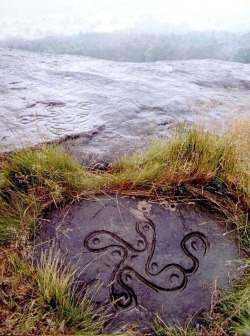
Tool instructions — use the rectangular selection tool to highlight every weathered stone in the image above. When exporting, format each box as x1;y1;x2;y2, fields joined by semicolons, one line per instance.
36;196;240;331
0;49;250;163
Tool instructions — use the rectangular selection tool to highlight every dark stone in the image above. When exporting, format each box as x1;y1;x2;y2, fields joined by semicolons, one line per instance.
36;196;240;331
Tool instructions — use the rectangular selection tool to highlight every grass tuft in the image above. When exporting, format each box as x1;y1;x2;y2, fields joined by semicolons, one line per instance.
0;121;249;335
0;249;107;335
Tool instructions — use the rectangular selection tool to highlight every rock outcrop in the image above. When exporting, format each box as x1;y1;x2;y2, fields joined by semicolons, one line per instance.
0;49;249;162
37;196;239;331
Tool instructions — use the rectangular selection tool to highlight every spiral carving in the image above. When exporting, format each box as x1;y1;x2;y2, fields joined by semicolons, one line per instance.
84;220;209;309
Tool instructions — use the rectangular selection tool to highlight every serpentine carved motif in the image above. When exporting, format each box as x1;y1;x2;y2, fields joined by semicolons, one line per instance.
84;218;209;309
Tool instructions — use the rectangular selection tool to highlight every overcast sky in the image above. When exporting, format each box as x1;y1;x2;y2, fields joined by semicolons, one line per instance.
0;0;250;39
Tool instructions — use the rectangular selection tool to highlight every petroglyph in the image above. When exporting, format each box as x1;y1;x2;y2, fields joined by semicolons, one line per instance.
37;196;240;329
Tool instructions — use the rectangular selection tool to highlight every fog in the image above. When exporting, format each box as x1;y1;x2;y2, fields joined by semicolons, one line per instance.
0;0;250;39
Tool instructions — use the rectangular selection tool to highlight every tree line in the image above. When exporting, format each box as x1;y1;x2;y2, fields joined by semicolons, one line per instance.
0;31;249;63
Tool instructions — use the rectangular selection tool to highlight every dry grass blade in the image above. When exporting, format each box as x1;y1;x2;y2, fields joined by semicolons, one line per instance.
0;121;249;335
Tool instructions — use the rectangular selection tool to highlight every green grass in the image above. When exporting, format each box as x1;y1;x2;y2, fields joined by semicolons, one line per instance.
152;314;200;336
0;249;108;335
0;121;249;335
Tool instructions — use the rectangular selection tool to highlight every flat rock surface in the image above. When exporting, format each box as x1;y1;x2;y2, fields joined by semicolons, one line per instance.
0;49;250;162
37;196;240;331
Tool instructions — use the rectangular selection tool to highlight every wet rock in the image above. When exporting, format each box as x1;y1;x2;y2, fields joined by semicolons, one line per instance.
0;49;249;163
36;196;240;331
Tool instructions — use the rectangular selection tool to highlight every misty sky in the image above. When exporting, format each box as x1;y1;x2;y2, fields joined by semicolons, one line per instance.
0;0;250;39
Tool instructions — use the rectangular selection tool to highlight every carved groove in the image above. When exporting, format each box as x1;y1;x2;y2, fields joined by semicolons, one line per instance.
84;220;209;309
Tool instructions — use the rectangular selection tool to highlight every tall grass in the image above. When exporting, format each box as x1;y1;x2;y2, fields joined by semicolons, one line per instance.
0;121;249;335
0;250;107;335
1;123;248;244
110;126;249;193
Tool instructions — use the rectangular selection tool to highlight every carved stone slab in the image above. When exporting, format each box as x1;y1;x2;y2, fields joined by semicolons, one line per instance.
37;196;240;330
1;49;250;165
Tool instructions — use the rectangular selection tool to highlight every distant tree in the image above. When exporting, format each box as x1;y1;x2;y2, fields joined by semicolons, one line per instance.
232;48;250;63
0;31;249;63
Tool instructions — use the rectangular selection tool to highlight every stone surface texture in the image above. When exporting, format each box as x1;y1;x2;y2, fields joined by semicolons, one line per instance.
37;196;240;330
0;49;250;162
